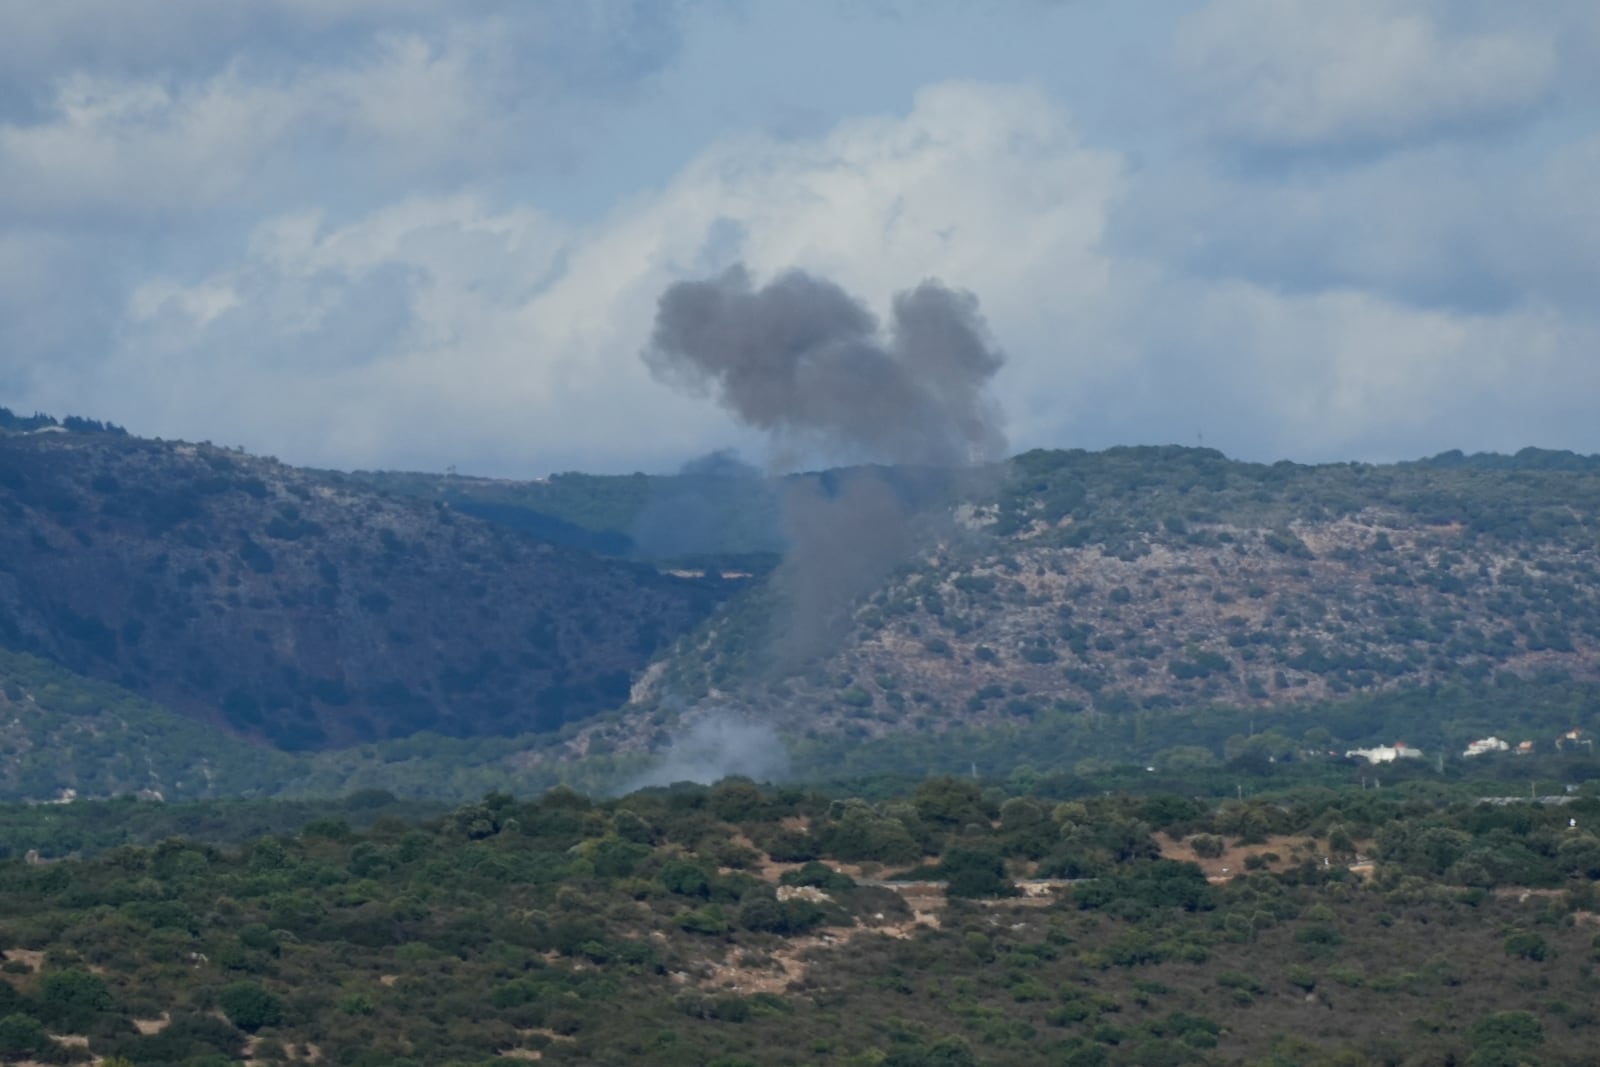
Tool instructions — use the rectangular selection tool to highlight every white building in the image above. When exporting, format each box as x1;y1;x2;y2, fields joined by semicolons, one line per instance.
1462;736;1510;758
1344;742;1424;765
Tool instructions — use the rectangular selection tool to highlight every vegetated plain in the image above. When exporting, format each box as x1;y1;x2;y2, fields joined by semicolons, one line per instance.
2;773;1600;1066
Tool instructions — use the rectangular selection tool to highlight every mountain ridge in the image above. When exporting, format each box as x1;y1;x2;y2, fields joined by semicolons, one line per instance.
7;411;1600;797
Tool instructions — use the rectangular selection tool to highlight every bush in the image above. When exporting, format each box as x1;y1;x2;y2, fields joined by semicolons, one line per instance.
1504;931;1550;962
677;905;730;936
1467;1011;1544;1058
883;1037;979;1067
0;1013;48;1059
940;846;1016;899
38;967;113;1013
217;982;284;1031
778;861;855;892
657;859;713;898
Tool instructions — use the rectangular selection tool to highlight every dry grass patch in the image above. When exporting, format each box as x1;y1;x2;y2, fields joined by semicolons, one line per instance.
1162;833;1368;881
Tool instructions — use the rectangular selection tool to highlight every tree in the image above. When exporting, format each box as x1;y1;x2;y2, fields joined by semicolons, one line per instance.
217;982;284;1031
1558;833;1600;879
0;1014;47;1059
940;845;1016;899
912;777;990;829
884;1036;979;1067
822;804;921;865
657;858;713;897
38;968;112;1012
1467;1011;1544;1066
36;967;113;1029
709;777;766;822
1503;931;1549;962
1155;746;1218;772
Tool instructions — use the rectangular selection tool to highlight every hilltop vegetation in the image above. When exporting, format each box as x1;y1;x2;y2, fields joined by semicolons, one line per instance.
3;776;1600;1065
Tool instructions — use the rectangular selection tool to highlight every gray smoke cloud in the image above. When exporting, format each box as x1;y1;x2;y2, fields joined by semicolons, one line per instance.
630;449;781;561
645;265;1006;468
625;712;789;789
644;264;1008;668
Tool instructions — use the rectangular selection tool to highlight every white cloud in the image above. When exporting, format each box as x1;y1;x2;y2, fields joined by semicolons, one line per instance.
77;195;573;467
0;32;520;223
0;3;682;225
0;1;672;97
1113;135;1600;321
1127;278;1597;459
72;83;1123;473
5;0;1598;483
1174;0;1556;149
34;76;1600;475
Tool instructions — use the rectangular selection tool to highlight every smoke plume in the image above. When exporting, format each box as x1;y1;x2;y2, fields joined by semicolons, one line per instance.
630;450;781;561
646;265;1006;468
644;264;1008;667
624;712;789;789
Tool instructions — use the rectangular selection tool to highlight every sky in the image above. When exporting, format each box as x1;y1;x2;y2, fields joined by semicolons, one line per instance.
2;0;1597;477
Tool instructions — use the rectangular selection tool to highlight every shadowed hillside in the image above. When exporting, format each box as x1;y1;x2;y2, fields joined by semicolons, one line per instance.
0;429;727;750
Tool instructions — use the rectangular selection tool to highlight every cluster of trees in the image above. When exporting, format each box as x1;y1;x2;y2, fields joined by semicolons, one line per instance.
0;407;127;436
0;774;1597;1063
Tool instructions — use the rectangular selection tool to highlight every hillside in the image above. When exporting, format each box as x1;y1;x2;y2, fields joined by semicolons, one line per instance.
0;429;727;751
0;646;298;802
0;643;668;804
9;413;1600;792
619;446;1600;769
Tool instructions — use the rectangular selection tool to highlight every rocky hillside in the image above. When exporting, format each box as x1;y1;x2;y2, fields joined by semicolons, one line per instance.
0;429;727;750
8;415;1600;782
636;446;1600;756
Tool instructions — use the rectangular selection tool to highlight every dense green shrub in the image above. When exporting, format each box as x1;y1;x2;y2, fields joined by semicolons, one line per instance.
216;982;284;1031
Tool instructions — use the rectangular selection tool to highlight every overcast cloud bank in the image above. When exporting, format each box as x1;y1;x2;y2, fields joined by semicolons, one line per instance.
1;1;1597;474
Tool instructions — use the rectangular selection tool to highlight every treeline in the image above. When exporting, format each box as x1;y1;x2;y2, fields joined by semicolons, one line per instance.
996;444;1600;548
784;676;1600;790
10;627;1600;807
0;407;127;436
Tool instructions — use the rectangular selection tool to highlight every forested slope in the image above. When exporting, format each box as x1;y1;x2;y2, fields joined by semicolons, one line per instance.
624;446;1600;770
0;429;726;750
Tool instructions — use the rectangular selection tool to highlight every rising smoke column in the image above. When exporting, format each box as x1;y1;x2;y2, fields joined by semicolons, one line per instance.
644;264;1008;667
